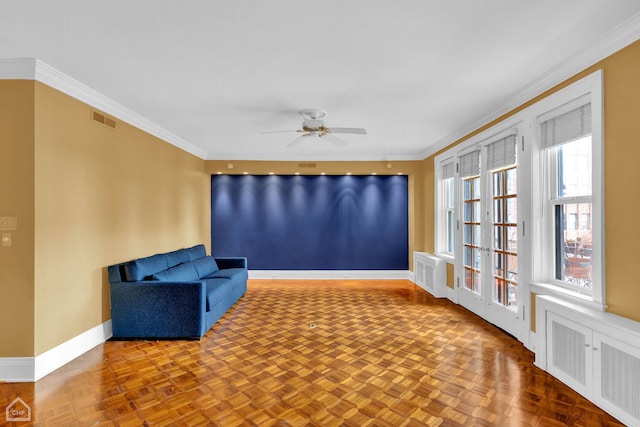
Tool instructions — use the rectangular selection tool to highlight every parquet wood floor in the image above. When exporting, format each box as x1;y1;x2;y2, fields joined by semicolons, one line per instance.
1;280;625;426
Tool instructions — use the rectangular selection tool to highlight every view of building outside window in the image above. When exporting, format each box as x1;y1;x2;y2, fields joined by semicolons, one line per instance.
553;135;592;289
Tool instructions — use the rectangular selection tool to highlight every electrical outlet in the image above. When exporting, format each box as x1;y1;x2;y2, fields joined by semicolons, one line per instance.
2;232;11;247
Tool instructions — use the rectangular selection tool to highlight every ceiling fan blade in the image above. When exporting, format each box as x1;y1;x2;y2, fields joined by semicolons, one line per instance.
322;133;347;147
261;130;299;134
327;127;367;135
286;134;309;148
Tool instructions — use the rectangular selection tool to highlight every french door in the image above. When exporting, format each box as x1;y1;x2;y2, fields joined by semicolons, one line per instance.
456;134;523;340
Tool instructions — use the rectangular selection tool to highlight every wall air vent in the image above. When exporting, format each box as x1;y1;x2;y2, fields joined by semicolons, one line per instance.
91;110;116;129
298;163;317;168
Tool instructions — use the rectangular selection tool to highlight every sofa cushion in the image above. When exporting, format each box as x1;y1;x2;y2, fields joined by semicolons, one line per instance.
203;268;248;283
152;261;199;282
166;249;189;268
192;256;219;278
126;253;169;281
204;278;232;311
186;244;207;261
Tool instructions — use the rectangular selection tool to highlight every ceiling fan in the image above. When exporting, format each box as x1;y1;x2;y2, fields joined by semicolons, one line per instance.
262;108;366;148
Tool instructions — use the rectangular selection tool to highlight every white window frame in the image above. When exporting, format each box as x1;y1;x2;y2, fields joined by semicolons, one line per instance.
434;156;456;260
434;69;605;310
531;72;604;308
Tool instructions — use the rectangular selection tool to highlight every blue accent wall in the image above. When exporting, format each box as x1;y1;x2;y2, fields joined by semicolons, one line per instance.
211;174;408;270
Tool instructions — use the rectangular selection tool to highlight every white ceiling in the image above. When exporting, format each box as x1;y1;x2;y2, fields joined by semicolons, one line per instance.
2;1;640;161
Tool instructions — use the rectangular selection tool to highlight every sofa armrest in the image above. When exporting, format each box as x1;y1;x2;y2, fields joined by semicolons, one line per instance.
215;257;247;270
109;280;207;339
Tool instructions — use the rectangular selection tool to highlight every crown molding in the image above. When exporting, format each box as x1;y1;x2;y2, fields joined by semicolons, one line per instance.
0;58;208;160
419;12;640;160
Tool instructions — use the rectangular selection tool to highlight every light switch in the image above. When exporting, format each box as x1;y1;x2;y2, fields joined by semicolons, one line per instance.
0;217;17;230
2;232;11;247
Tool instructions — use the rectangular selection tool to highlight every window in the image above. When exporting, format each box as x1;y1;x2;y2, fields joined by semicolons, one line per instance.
542;104;593;291
436;160;456;257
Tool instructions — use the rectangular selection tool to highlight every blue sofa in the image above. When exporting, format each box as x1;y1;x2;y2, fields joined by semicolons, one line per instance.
107;244;247;339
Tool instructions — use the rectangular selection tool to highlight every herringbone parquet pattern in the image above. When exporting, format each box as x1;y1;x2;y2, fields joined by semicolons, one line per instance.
1;280;624;426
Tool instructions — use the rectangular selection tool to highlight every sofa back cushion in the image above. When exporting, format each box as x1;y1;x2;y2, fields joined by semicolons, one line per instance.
186;244;207;261
126;253;169;281
166;249;189;268
192;256;219;278
152;262;199;281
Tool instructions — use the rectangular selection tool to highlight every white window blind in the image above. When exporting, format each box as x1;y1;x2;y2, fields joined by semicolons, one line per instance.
442;162;455;179
487;134;517;170
541;103;592;148
459;151;480;178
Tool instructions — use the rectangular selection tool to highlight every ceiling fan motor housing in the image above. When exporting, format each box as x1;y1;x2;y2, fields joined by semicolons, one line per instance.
299;108;326;120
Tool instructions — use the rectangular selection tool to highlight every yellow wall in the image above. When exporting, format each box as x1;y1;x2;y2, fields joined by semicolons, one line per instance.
422;39;640;323
0;81;35;357
1;81;211;357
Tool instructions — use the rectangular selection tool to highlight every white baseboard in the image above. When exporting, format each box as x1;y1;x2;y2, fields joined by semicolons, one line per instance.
526;331;537;352
249;270;412;280
0;320;112;382
0;358;34;382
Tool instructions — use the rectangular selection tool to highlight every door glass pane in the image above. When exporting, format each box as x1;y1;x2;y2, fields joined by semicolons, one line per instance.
493;199;503;223
463;176;481;294
506;168;517;195
506;226;518;252
492;167;518;307
494;226;503;250
505;198;517;224
493;173;503;196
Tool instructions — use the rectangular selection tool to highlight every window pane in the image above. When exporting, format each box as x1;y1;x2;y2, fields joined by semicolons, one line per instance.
505;198;517;224
494;252;504;276
472;201;481;222
472;177;481;199
493;199;503;223
494;226;503;250
555;136;592;198
507;283;517;306
464;224;471;245
506;226;518;252
446;179;455;208
447;211;455;253
555;203;592;288
473;225;481;246
464;202;472;222
505;168;517;195
493;173;503;196
506;254;518;283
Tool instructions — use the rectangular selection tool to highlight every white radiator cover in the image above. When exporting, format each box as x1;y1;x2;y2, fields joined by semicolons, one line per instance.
413;252;447;298
536;296;640;426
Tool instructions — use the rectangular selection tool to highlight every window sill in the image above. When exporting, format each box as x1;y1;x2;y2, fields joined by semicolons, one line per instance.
434;252;455;263
529;281;606;312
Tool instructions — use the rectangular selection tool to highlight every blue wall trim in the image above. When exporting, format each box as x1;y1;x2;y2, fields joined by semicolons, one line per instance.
211;175;408;270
